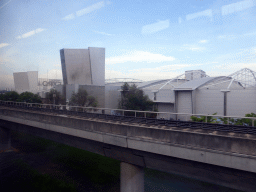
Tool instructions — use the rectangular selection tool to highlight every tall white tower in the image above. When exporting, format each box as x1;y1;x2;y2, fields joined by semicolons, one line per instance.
13;71;38;94
60;47;105;86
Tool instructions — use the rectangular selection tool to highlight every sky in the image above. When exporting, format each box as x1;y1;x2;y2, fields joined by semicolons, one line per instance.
1;0;256;89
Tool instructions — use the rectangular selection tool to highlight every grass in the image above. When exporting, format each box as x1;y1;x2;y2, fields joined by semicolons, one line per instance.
49;144;120;185
9;131;245;192
9;131;120;192
1;159;76;192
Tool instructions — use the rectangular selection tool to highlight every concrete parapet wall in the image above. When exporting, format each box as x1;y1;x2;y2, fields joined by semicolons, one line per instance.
1;108;256;167
1;107;256;191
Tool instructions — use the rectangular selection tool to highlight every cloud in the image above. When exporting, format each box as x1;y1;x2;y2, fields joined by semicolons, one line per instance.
178;17;184;24
199;40;208;43
0;0;11;10
76;1;105;17
39;69;63;79
186;9;212;21
221;0;255;16
53;64;61;67
219;46;256;64
141;20;169;35
106;51;175;65
93;30;113;36
0;47;19;66
16;28;46;39
181;44;205;51
217;35;236;40
105;69;181;81
243;31;256;37
0;43;10;49
62;13;75;21
130;64;203;73
218;31;256;40
106;64;203;81
212;63;256;71
0;74;14;90
208;62;256;77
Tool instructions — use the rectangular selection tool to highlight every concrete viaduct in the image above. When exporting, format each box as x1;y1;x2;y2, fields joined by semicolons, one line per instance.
1;106;256;192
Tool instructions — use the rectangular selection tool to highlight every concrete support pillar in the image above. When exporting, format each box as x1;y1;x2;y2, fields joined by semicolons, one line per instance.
0;127;11;151
174;91;178;120
120;162;144;192
224;92;227;116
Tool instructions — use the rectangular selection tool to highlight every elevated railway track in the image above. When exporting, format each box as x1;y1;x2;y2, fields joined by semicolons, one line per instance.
1;101;256;135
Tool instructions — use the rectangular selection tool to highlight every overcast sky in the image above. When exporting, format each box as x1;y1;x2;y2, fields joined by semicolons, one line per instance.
1;0;256;89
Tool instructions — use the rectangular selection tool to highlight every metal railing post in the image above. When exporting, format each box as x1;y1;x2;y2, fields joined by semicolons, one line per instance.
227;117;229;125
253;119;254;127
144;112;146;118
205;115;207;123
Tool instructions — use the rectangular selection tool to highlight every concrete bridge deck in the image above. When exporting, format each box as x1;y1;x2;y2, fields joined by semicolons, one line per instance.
1;106;256;191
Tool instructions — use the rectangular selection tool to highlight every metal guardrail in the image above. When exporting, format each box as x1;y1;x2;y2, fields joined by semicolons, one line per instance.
0;100;256;135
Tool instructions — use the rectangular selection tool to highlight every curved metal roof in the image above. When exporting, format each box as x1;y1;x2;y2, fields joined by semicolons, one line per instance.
174;77;222;90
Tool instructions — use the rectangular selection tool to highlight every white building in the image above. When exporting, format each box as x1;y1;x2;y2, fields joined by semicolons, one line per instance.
60;47;105;86
13;71;38;94
104;68;256;120
57;47;106;107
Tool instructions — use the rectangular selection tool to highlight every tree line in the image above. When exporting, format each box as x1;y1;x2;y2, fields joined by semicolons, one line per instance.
0;88;98;108
0;91;42;103
0;83;156;116
118;82;157;117
190;112;256;127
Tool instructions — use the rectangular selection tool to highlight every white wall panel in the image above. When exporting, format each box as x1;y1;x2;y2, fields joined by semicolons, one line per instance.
27;71;38;94
66;84;79;100
177;91;192;120
157;103;175;120
63;49;92;85
227;89;256;116
61;48;105;86
13;72;29;93
196;90;223;116
157;89;175;103
105;85;121;109
89;47;105;86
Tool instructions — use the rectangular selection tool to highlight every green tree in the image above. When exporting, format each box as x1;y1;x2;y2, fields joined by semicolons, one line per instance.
45;89;65;105
191;112;218;123
17;92;42;103
119;83;155;117
221;113;256;126
1;91;19;101
191;112;256;127
69;88;97;107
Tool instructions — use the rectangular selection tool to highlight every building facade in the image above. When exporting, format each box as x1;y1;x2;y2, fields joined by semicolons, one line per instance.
13;71;38;94
60;47;105;86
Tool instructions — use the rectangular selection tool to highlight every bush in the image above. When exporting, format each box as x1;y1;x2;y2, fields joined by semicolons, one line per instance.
16;91;42;103
1;91;19;101
191;112;256;127
190;113;218;123
69;88;98;107
45;89;65;105
119;83;155;112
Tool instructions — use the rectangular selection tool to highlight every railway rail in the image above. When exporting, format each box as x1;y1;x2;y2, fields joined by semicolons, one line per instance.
1;101;256;135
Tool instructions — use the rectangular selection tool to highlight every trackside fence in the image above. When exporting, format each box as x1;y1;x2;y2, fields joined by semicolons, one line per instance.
0;100;256;134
